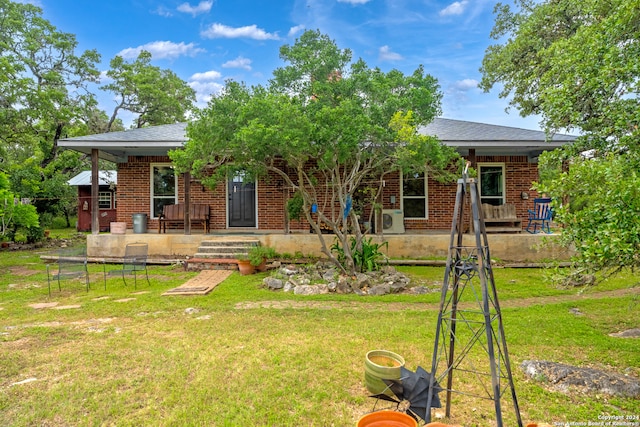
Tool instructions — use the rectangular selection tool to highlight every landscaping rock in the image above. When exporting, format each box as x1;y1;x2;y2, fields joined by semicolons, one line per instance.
263;277;284;290
281;265;298;276
521;360;640;398
322;268;338;281
609;328;640;338
368;284;390;296
294;284;329;295
288;276;311;287
353;273;371;290
266;262;415;296
408;286;435;295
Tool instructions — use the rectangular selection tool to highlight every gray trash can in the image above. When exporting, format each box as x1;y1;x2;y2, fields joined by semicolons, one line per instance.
132;213;147;234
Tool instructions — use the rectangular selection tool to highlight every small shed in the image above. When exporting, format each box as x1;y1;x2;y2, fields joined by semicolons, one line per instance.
68;170;117;232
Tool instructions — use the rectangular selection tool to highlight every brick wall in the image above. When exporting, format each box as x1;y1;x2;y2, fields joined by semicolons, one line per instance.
115;156;154;226
115;154;541;233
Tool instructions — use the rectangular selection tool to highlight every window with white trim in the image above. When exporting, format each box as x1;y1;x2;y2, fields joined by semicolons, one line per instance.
478;163;505;206
98;191;112;209
151;164;177;218
402;172;428;219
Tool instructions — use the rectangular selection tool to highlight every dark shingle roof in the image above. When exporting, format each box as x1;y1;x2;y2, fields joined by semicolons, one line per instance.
421;118;575;142
59;118;576;160
63;123;187;143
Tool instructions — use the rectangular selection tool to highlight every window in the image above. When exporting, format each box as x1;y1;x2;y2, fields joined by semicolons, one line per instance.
478;164;505;206
402;172;427;219
151;164;176;218
98;192;112;209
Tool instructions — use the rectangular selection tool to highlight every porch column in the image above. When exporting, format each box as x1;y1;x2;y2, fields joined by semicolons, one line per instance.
91;149;99;234
468;148;476;170
184;171;191;235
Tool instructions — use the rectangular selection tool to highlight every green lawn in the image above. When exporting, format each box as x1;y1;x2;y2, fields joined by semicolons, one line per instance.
0;242;638;426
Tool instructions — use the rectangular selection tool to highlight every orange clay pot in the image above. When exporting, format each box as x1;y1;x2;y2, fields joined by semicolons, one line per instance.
357;410;417;427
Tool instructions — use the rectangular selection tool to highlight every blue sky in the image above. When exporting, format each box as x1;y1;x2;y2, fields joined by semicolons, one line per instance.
36;0;543;130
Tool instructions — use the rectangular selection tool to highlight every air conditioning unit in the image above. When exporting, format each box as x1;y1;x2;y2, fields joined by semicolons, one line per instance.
380;209;405;234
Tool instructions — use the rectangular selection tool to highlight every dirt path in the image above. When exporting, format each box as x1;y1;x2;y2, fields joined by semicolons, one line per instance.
235;286;639;310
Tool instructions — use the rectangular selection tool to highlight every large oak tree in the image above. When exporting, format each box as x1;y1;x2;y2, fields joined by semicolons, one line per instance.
1;0;196;232
101;51;196;131
481;0;640;283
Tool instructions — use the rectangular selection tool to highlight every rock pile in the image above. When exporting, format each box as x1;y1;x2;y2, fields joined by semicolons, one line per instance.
262;262;435;296
521;360;640;398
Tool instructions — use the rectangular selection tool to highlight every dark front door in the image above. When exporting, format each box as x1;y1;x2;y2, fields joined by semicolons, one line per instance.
228;173;256;227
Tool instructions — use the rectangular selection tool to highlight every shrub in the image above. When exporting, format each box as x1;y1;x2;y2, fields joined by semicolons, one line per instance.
331;236;388;273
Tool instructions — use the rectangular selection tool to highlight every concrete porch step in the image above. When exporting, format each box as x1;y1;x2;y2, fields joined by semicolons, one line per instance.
195;246;253;257
199;239;260;247
189;239;261;270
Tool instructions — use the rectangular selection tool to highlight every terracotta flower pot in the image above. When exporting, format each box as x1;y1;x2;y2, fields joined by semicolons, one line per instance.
357;410;417;427
236;259;255;275
256;258;268;272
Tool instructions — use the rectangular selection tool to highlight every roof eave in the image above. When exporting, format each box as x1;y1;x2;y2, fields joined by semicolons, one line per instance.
59;141;184;162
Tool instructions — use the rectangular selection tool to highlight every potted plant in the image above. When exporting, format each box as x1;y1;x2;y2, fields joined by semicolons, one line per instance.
248;245;277;272
236;256;255;275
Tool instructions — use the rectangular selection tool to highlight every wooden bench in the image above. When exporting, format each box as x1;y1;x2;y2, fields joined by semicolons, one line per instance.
158;204;210;234
480;203;522;233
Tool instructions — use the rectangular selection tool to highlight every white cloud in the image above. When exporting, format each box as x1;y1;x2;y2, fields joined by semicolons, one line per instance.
453;78;479;91
189;81;224;106
188;70;223;106
190;70;222;81
98;70;111;84
378;45;403;61
439;0;468;16
222;57;252;71
117;41;205;59
153;6;173;17
201;23;279;40
337;0;371;4
288;25;305;38
177;1;213;16
444;78;480;105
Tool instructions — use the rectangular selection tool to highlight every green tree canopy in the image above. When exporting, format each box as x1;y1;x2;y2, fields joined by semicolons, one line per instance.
0;0;101;163
0;0;104;230
480;0;640;283
0;172;39;242
481;0;640;151
171;30;459;273
102;51;197;131
1;0;198;233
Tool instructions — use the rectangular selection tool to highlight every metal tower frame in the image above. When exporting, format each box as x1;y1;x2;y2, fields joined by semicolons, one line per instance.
425;167;523;426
